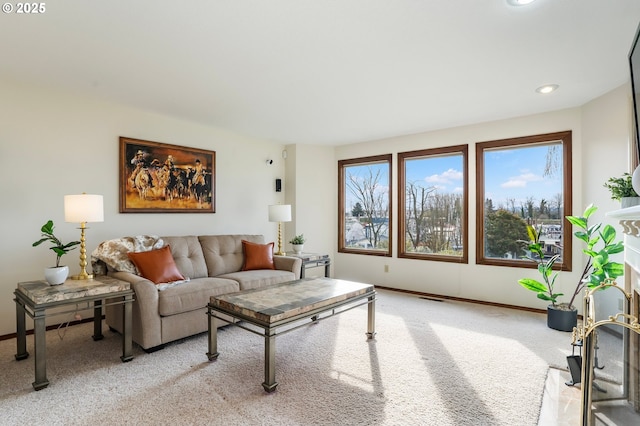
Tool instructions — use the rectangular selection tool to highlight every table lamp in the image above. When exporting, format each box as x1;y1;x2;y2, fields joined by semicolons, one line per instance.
268;204;291;255
64;193;104;280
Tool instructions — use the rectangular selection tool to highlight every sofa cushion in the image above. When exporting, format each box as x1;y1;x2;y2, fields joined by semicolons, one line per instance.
218;270;295;291
161;236;208;279
127;246;186;284
199;235;265;276
241;240;275;271
158;277;240;316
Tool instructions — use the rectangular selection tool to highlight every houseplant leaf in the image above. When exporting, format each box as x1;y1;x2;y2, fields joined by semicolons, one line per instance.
518;278;548;293
600;224;616;244
566;215;587;229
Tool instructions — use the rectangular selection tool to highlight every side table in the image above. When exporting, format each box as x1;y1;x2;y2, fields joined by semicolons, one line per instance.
290;253;331;278
14;275;134;390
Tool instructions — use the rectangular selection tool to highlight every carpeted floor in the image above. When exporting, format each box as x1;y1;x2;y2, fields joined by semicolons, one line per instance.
0;289;573;425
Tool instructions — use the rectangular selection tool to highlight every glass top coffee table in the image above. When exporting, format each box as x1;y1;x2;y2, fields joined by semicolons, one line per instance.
206;277;376;392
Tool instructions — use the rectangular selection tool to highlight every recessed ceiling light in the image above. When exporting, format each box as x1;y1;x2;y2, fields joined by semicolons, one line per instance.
507;0;537;5
535;84;559;94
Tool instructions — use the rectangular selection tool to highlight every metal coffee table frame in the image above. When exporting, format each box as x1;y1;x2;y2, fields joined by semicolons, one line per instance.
207;279;376;392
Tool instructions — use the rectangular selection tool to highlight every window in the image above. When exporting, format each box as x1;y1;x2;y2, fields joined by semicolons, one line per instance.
398;145;468;262
338;154;392;256
476;131;572;270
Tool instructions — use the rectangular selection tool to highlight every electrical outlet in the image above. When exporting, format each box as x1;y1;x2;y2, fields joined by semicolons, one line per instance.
384;265;389;273
619;298;624;311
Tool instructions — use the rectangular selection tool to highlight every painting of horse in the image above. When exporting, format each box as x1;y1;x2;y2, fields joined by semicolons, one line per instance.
119;137;216;213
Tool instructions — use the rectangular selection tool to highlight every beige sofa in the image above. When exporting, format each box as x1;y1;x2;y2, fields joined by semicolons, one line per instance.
93;234;301;351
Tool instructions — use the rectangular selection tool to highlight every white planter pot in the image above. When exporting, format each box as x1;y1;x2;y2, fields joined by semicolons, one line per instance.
621;197;640;208
292;244;304;254
44;266;69;285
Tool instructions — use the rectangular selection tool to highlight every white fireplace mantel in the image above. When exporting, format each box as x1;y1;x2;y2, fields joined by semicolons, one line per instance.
606;204;640;221
607;206;640;295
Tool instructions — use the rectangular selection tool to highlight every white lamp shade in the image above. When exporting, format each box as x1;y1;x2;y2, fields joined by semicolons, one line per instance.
268;204;291;222
64;194;104;223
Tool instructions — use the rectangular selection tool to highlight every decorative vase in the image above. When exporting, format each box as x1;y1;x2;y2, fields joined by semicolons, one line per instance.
292;244;304;254
547;305;577;332
44;266;69;285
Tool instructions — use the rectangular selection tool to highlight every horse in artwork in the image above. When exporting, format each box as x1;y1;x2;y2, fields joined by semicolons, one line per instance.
134;167;152;200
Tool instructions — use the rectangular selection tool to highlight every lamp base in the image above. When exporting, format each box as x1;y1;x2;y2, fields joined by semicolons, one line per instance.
274;251;286;256
71;273;94;280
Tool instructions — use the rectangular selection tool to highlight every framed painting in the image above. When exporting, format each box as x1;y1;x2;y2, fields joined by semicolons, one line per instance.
119;136;216;213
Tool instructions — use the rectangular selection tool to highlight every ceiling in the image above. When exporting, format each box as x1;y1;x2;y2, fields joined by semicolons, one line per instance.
2;0;640;145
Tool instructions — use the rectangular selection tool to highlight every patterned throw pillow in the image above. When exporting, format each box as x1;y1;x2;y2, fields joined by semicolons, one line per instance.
91;235;164;273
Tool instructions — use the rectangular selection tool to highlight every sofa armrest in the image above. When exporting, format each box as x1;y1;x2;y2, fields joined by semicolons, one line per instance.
109;271;159;309
107;271;164;349
274;255;302;280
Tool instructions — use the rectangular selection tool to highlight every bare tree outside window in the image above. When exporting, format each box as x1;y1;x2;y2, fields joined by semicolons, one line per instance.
399;145;468;263
476;131;572;270
338;154;392;256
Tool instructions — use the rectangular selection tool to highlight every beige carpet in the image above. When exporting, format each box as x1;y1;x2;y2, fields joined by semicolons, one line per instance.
0;289;573;425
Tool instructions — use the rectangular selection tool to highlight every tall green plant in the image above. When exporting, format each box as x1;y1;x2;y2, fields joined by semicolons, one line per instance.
565;204;624;309
32;220;80;267
518;226;563;306
517;204;624;310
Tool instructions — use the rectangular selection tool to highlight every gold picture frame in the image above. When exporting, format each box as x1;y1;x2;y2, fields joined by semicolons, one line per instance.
119;136;215;213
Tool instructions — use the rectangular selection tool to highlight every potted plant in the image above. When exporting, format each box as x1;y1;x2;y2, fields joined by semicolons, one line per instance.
289;234;305;254
517;204;624;331
603;172;639;207
33;220;80;285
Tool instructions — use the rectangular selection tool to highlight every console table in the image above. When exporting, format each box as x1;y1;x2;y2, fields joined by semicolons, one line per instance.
289;253;331;278
14;276;134;390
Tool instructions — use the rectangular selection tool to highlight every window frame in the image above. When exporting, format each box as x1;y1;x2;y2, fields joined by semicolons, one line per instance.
398;145;468;263
475;131;572;271
338;154;393;257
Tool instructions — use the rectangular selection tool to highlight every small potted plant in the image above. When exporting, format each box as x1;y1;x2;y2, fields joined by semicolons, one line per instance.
604;172;639;207
517;204;624;331
33;220;80;285
289;234;305;254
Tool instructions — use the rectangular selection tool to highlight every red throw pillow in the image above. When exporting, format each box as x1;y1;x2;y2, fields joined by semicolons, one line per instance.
127;245;185;284
242;240;275;271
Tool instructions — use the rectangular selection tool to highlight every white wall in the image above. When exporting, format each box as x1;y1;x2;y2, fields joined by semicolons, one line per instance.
284;143;336;265
581;84;633;317
331;84;632;312
0;77;288;336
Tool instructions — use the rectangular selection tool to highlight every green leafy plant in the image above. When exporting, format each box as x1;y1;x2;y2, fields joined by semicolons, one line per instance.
565;204;624;309
603;173;638;200
289;234;305;245
518;204;624;310
518;225;563;306
32;220;80;267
